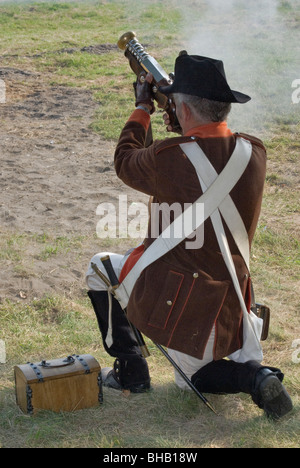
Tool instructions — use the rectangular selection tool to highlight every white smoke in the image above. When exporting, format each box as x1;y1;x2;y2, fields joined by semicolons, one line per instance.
180;0;300;134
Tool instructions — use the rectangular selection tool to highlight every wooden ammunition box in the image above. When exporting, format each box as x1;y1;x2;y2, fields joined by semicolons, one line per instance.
14;354;103;415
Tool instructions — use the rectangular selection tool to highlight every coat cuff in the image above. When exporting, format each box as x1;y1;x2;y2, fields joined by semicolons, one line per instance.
127;109;151;131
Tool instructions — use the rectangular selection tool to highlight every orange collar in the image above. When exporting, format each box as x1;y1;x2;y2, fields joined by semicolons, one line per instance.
185;121;233;139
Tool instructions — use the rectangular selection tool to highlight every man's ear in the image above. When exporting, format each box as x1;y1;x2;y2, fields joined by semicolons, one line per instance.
182;101;192;120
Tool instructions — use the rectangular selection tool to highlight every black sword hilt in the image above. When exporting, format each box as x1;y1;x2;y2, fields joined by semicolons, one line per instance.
91;262;111;288
100;255;150;359
100;255;120;289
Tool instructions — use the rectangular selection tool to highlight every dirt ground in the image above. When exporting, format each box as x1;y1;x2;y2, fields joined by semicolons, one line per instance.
0;66;147;303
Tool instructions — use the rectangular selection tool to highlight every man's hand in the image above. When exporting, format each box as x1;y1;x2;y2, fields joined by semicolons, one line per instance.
162;111;174;133
134;72;155;114
162;101;182;135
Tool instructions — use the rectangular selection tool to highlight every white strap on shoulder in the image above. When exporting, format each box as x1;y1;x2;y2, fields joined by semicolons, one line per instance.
180;137;251;270
181;138;251;314
181;137;263;352
116;137;252;307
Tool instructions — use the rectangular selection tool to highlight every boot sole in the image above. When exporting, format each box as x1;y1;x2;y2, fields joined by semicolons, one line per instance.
259;375;293;420
101;367;151;393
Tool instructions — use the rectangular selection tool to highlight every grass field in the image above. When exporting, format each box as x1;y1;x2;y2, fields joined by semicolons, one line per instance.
0;0;299;448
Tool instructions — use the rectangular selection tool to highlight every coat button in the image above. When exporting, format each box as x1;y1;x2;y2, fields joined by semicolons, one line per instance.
193;273;199;278
166;300;173;306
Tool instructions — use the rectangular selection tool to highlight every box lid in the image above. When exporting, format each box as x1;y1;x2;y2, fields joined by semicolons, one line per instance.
14;354;100;384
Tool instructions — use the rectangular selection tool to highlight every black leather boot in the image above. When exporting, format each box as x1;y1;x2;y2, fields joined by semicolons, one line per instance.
191;359;293;420
101;357;151;393
88;290;151;393
251;366;293;420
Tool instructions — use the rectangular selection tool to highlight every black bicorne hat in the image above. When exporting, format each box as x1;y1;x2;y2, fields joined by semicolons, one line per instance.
159;53;251;104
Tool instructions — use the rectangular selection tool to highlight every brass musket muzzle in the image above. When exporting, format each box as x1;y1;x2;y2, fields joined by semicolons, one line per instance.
117;31;171;85
117;31;137;50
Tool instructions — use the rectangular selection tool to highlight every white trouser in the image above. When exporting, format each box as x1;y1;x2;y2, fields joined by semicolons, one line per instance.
86;251;215;390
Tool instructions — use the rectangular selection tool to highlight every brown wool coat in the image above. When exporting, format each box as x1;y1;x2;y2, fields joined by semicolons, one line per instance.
114;110;267;360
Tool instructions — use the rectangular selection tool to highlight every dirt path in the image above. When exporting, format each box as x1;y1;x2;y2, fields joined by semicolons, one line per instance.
0;67;145;302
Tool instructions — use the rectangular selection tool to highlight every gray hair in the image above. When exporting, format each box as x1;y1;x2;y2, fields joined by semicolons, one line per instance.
173;93;232;122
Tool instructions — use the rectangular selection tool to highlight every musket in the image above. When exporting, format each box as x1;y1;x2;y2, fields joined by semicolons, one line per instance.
99;254;217;415
117;31;182;135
